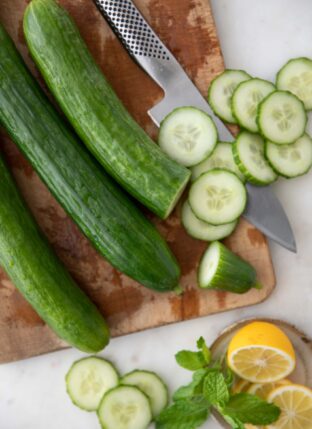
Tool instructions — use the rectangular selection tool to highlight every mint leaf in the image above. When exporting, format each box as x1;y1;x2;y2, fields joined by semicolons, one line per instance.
223;393;281;425
156;397;210;429
203;370;229;405
197;336;211;364
224;366;234;390
173;369;208;401
220;413;245;429
175;350;207;371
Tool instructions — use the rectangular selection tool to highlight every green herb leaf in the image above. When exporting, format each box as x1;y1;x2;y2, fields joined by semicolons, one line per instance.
156;397;210;429
220;413;246;429
223;393;281;425
173;369;208;401
197;336;211;364
175;350;207;371
203;370;229;405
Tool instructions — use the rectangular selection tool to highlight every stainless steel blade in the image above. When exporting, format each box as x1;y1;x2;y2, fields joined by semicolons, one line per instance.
93;0;296;252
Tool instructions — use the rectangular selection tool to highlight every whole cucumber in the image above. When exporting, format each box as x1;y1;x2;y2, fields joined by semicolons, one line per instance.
0;25;180;292
0;154;109;353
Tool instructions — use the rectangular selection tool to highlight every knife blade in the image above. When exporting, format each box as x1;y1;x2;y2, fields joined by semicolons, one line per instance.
93;0;296;252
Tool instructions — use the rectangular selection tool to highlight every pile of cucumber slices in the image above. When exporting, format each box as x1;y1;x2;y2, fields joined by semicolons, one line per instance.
66;356;168;429
159;57;312;243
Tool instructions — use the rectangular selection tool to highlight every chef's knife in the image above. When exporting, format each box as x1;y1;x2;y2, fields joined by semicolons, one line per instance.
93;0;296;252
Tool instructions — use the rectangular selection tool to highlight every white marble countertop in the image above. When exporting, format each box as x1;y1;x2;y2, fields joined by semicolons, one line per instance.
1;0;312;427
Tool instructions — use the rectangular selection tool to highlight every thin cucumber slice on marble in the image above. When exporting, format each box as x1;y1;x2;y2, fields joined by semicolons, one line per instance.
265;133;312;178
233;131;277;185
232;78;275;132
276;57;312;110
97;385;152;429
66;357;119;411
158;106;217;167
208;69;251;123
198;241;261;293
120;370;168;418
191;142;245;182
257;90;307;144
189;169;247;225
181;200;237;241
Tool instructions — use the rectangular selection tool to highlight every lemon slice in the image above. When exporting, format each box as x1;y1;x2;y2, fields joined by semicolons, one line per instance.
266;384;312;429
232;378;251;393
247;379;291;399
227;321;296;383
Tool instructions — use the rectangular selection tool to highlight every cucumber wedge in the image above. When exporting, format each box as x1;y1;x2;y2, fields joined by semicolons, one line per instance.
158;107;217;167
24;0;190;219
191;142;245;182
233;131;277;185
232;78;275;132
276;57;312;110
198;241;261;293
265;134;312;178
181;201;237;241
121;370;168;418
257;90;307;144
189;169;247;225
66;357;119;411
97;385;152;429
208;70;251;123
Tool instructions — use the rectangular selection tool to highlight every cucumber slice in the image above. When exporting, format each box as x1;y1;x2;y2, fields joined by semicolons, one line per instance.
66;357;119;411
198;241;260;293
120;370;168;418
208;69;251;123
232;78;275;132
265;133;312;178
158;106;217;167
97;385;152;429
276;57;312;110
191;142;245;182
181;200;237;241
257;90;307;144
189;169;247;225
233;131;277;185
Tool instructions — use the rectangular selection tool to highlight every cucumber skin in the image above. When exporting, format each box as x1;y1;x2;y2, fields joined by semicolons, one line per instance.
198;241;259;294
0;154;109;353
0;26;180;292
66;357;119;411
23;0;190;220
232;132;278;186
276;57;312;111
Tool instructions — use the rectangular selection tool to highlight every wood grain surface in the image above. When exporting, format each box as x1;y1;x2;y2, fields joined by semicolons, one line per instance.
0;0;275;364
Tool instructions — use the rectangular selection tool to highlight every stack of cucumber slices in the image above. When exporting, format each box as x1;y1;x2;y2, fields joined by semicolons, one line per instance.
158;57;312;244
66;356;168;429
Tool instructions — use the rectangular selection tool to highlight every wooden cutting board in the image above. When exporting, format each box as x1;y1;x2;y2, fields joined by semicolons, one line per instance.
0;0;275;364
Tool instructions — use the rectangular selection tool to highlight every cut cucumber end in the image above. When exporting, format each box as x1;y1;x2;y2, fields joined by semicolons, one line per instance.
158;106;218;167
66;357;119;411
198;242;221;288
189;169;247;225
162;169;191;219
257;90;307;144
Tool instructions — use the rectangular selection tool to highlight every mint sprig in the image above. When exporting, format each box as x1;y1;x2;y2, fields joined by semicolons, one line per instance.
156;337;280;429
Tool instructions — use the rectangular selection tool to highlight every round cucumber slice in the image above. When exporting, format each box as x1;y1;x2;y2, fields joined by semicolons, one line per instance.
276;57;312;110
158;106;217;167
181;200;237;241
66;357;119;411
189;169;247;225
233;131;277;185
231;78;275;132
208;69;251;123
198;241;260;293
191;142;245;182
257;90;307;144
120;370;168;418
265;133;312;178
97;385;152;429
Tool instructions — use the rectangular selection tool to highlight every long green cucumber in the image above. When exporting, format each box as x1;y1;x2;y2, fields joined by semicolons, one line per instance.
198;241;261;293
23;0;190;220
0;25;180;292
0;153;109;352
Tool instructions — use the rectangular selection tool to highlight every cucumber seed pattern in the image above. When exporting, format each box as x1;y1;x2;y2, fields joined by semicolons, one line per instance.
277;144;302;162
249;141;268;169
287;72;312;105
246;91;263;117
111;403;137;424
272;103;295;131
206;186;232;210
173;123;201;152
